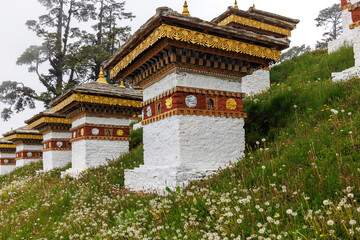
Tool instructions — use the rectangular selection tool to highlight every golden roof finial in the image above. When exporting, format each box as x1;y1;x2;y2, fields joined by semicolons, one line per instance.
97;67;108;84
253;4;255;8
183;0;190;16
120;80;126;88
234;0;239;9
11;127;13;132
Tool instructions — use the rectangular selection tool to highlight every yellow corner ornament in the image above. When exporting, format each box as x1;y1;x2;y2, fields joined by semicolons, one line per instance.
117;130;124;136
226;98;237;110
166;97;173;109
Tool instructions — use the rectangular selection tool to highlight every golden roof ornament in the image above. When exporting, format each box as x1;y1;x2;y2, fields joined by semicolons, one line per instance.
120;80;126;88
253;4;256;8
182;0;190;16
234;0;239;9
97;67;108;84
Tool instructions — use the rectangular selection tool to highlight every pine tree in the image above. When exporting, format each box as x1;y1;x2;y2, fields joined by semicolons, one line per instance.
0;0;134;120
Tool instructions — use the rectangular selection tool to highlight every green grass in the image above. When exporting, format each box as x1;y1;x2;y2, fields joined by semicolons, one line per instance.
0;46;360;239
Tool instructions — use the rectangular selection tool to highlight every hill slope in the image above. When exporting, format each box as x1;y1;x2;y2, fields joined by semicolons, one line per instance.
0;46;359;239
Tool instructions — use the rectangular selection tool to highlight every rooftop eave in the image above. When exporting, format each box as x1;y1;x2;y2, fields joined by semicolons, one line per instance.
211;7;296;30
103;7;290;71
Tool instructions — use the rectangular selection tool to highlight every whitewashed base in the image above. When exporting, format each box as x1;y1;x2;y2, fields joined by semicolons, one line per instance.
16;158;41;167
0;165;16;175
43;151;72;171
332;66;360;82
125;115;245;194
241;69;270;95
62;139;129;178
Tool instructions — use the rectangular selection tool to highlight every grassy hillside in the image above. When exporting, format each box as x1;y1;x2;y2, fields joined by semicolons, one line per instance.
0;46;359;239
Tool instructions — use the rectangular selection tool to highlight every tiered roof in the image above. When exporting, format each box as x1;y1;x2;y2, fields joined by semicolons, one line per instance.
3;126;42;142
104;7;292;86
25;109;71;132
212;6;299;38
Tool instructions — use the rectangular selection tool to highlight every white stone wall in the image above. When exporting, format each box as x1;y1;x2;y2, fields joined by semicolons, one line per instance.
126;114;245;193
328;9;355;54
0;153;15;158
43;151;72;171
43;132;72;142
241;69;270;95
126;71;246;193
354;27;360;67
16;159;41;167
72;116;130;128
0;165;16;175
144;71;242;101
332;27;360;82
63;139;129;177
16;144;43;151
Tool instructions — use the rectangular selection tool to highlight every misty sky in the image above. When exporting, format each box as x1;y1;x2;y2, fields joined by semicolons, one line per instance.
0;0;338;135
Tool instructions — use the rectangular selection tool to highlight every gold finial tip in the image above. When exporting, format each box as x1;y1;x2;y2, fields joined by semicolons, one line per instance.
182;0;190;16
97;67;108;84
253;4;255;8
120;80;126;88
234;0;239;9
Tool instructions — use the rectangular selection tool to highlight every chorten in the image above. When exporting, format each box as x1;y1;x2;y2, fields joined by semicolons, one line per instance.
0;139;16;175
3;126;43;167
104;5;294;193
50;69;142;177
25;110;72;171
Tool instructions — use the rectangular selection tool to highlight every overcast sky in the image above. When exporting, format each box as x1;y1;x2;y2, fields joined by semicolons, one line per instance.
0;0;338;135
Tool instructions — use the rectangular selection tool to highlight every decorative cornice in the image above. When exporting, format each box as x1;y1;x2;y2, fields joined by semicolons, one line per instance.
219;15;291;36
27;117;72;130
52;93;142;113
110;24;281;79
0;144;16;149
142;86;246;107
4;134;43;142
142;108;247;126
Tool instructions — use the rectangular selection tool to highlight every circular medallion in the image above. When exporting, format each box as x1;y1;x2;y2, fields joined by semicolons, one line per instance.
3;159;8;164
166;97;173;109
81;128;84;136
73;132;76;138
226;98;237;110
146;106;152;117
57;141;63;148
27;152;33;157
185;95;197;108
117;130;124;136
92;128;100;136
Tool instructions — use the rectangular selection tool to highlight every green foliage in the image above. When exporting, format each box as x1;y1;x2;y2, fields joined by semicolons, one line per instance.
281;44;311;61
1;46;360;239
315;3;342;48
0;0;134;120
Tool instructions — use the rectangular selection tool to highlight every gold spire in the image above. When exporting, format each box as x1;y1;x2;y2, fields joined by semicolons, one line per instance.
97;67;108;84
120;80;126;88
182;0;190;16
252;4;255;8
234;0;239;9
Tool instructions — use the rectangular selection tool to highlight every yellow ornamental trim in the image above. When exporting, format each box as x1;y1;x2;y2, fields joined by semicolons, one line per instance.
4;134;43;141
28;117;72;130
0;144;16;149
110;24;281;79
219;15;291;36
52;93;142;113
